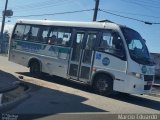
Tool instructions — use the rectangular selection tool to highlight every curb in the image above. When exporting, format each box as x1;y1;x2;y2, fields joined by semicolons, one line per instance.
0;93;30;112
149;93;160;97
153;84;160;90
0;85;18;93
0;82;32;112
0;54;8;57
0;81;21;93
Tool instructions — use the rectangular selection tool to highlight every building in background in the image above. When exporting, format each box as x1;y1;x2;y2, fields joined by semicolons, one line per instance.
0;30;10;53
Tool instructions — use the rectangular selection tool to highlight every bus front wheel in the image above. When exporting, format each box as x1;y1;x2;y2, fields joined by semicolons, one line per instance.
93;74;113;96
30;61;41;77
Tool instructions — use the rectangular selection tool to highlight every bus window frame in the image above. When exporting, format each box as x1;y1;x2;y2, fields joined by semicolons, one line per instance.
70;28;101;50
12;23;74;47
48;26;73;47
12;24;126;61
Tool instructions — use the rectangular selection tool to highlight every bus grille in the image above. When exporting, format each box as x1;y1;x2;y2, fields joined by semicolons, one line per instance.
144;75;154;82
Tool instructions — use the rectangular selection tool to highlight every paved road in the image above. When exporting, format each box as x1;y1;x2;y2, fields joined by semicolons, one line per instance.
0;55;160;120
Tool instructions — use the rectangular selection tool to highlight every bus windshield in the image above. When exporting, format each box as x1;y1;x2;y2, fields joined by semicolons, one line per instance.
121;27;154;65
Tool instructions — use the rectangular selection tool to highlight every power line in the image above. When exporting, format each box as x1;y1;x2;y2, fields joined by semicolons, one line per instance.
124;0;160;6
119;0;158;14
149;0;160;3
9;0;60;9
8;0;75;12
2;8;160;25
10;9;94;18
102;9;160;19
11;0;54;9
0;0;74;12
99;9;160;25
131;0;160;5
134;0;160;6
121;0;160;9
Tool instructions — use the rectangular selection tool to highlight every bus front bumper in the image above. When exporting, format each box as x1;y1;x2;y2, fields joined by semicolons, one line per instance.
113;75;154;95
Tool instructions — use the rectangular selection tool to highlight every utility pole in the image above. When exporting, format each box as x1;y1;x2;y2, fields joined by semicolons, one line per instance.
93;0;100;21
0;0;8;53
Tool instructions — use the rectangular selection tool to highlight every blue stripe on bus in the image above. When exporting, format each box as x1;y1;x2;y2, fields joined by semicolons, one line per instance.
13;40;71;54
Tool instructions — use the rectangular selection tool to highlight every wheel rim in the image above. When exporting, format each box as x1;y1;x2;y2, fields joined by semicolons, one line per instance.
31;62;40;74
34;63;39;73
96;79;108;91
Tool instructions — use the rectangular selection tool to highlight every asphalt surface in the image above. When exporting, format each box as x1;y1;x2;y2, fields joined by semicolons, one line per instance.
0;55;159;120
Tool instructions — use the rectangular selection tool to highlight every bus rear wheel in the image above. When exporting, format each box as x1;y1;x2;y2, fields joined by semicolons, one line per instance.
93;74;113;96
30;61;41;77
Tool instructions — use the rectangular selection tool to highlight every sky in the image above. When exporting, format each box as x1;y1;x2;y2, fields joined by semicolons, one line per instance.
0;0;160;53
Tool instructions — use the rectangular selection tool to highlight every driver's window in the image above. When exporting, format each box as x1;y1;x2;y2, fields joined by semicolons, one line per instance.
98;31;125;58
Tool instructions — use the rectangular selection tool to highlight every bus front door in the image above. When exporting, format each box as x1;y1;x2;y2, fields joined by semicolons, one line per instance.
68;31;96;82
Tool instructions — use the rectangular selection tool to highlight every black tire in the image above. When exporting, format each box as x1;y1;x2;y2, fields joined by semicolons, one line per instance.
30;61;41;77
93;74;113;96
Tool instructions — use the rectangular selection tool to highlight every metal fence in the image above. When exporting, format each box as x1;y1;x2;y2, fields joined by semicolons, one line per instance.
0;41;9;55
0;33;9;55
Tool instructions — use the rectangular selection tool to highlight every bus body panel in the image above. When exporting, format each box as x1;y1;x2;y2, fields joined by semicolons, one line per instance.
91;51;155;94
9;39;71;78
92;51;127;93
125;58;155;94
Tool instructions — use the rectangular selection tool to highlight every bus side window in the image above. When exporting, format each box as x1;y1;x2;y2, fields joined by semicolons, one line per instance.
13;24;25;39
56;30;71;46
30;26;40;42
99;31;125;58
48;31;57;44
23;25;31;41
24;29;32;41
83;32;97;64
111;32;125;57
48;27;71;46
37;26;50;43
63;33;71;47
86;33;97;50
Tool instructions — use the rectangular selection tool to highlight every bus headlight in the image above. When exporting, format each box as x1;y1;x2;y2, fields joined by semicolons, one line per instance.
129;72;143;79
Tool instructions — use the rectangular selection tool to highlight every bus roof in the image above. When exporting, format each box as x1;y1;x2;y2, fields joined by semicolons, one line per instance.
16;19;123;30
